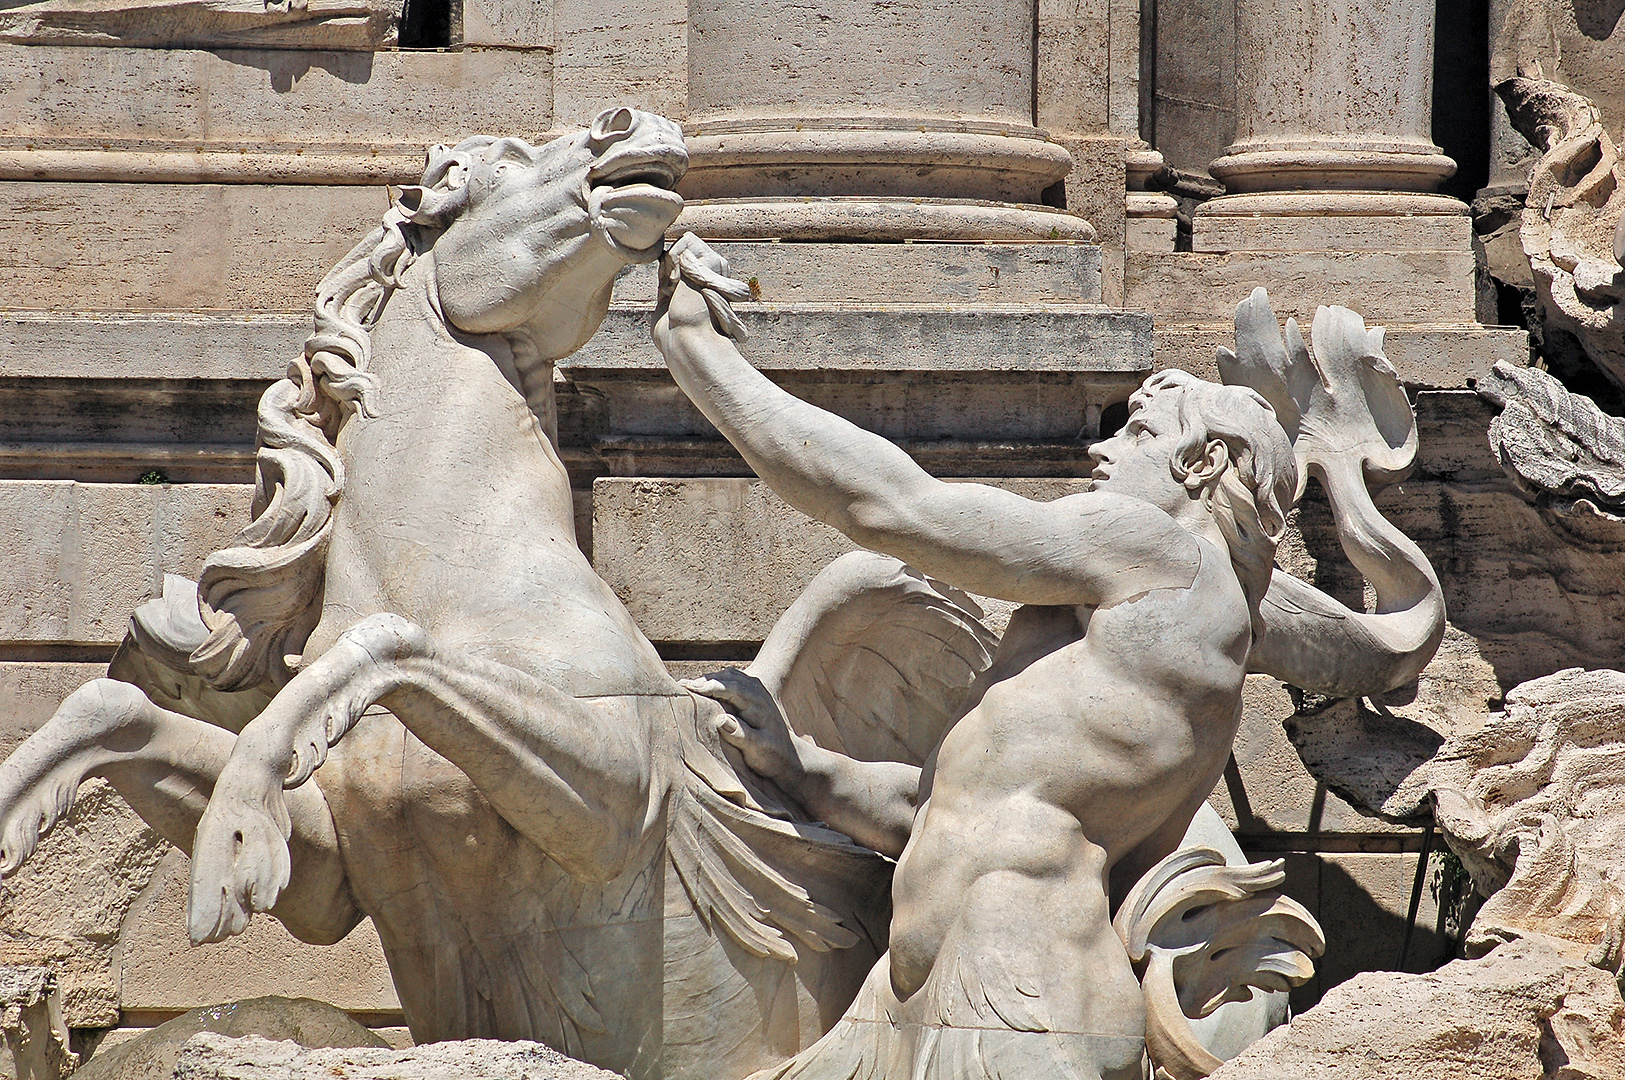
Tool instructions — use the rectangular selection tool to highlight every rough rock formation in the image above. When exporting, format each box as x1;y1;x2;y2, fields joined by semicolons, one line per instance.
1481;361;1625;516
1289;667;1625;966
1207;936;1625;1080
0;967;76;1080
1498;74;1625;392
172;1033;621;1080
76;996;386;1080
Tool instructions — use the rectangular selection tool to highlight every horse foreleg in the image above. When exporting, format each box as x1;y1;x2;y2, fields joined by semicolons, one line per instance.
190;613;653;943
0;677;360;946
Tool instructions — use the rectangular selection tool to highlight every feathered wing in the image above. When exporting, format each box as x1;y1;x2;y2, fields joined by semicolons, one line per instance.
666;550;996;970
668;725;893;965
1218;288;1445;697
746;550;999;766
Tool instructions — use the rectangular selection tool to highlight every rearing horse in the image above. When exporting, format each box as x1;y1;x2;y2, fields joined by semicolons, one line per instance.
0;110;898;1080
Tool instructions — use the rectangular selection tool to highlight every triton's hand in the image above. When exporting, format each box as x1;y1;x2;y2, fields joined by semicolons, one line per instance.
683;667;806;785
655;232;752;344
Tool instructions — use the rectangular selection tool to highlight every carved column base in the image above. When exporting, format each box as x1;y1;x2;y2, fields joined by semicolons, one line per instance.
1125;145;1177;253
1209;141;1457;194
673;196;1095;242
679;118;1074;204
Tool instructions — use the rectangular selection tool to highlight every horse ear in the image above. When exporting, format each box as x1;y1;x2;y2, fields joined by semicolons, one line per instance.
590;107;636;143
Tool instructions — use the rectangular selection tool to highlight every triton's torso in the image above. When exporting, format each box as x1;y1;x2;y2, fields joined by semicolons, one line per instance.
888;538;1252;1011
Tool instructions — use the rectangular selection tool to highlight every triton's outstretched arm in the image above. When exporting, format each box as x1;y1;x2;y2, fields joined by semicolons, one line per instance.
652;234;1195;609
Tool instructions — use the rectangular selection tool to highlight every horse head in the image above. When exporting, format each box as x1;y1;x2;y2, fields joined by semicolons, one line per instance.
399;107;688;358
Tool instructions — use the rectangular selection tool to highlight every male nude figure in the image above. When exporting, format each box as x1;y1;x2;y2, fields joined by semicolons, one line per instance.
652;236;1298;1080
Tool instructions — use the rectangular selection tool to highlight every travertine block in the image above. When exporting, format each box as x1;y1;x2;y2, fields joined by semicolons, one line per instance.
611;242;1105;305
575;306;1152;373
0;313;301;381
0;46;553;150
591;477;1088;643
2;306;1150;380
1154;324;1530;389
0;482;250;645
1125;250;1478;323
1193;211;1472;253
118;854;399;1015
0;184;387;310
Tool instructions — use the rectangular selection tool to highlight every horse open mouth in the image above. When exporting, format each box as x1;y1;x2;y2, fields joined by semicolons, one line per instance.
587;149;687;258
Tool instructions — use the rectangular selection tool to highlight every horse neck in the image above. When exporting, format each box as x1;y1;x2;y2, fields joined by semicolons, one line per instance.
341;267;578;542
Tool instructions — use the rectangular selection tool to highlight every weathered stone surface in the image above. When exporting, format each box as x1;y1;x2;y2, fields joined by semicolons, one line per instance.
117;853;398;1016
0;482;250;646
173;1033;618;1079
1208;937;1625;1079
1126;250;1478;323
78;997;386;1080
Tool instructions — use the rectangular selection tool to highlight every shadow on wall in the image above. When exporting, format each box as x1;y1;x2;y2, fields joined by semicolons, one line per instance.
1573;0;1625;39
210;49;376;93
1256;851;1456;1015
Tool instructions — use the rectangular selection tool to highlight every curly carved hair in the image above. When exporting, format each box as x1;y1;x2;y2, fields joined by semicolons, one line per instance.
1132;369;1297;631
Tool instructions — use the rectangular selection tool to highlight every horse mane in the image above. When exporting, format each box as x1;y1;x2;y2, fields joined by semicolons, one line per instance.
187;137;518;691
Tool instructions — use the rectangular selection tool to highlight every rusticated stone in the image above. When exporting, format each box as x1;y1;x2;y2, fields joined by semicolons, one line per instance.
1207;936;1625;1080
172;1033;617;1080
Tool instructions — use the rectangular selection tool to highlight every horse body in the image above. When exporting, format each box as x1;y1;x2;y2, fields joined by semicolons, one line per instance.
0;110;889;1080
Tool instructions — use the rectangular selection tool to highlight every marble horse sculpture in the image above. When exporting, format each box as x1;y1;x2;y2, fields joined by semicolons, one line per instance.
0;111;982;1080
656;236;1447;1080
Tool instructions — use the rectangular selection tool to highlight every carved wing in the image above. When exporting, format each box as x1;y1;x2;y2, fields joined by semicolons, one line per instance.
1114;847;1324;1080
667;716;892;965
665;550;993;963
1218;288;1445;696
745;550;998;766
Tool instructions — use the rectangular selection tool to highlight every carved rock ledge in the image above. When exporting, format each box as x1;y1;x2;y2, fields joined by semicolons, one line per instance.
172;1033;619;1079
0;0;401;50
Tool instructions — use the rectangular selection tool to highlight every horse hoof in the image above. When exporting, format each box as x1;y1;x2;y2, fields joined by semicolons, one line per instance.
187;795;292;944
